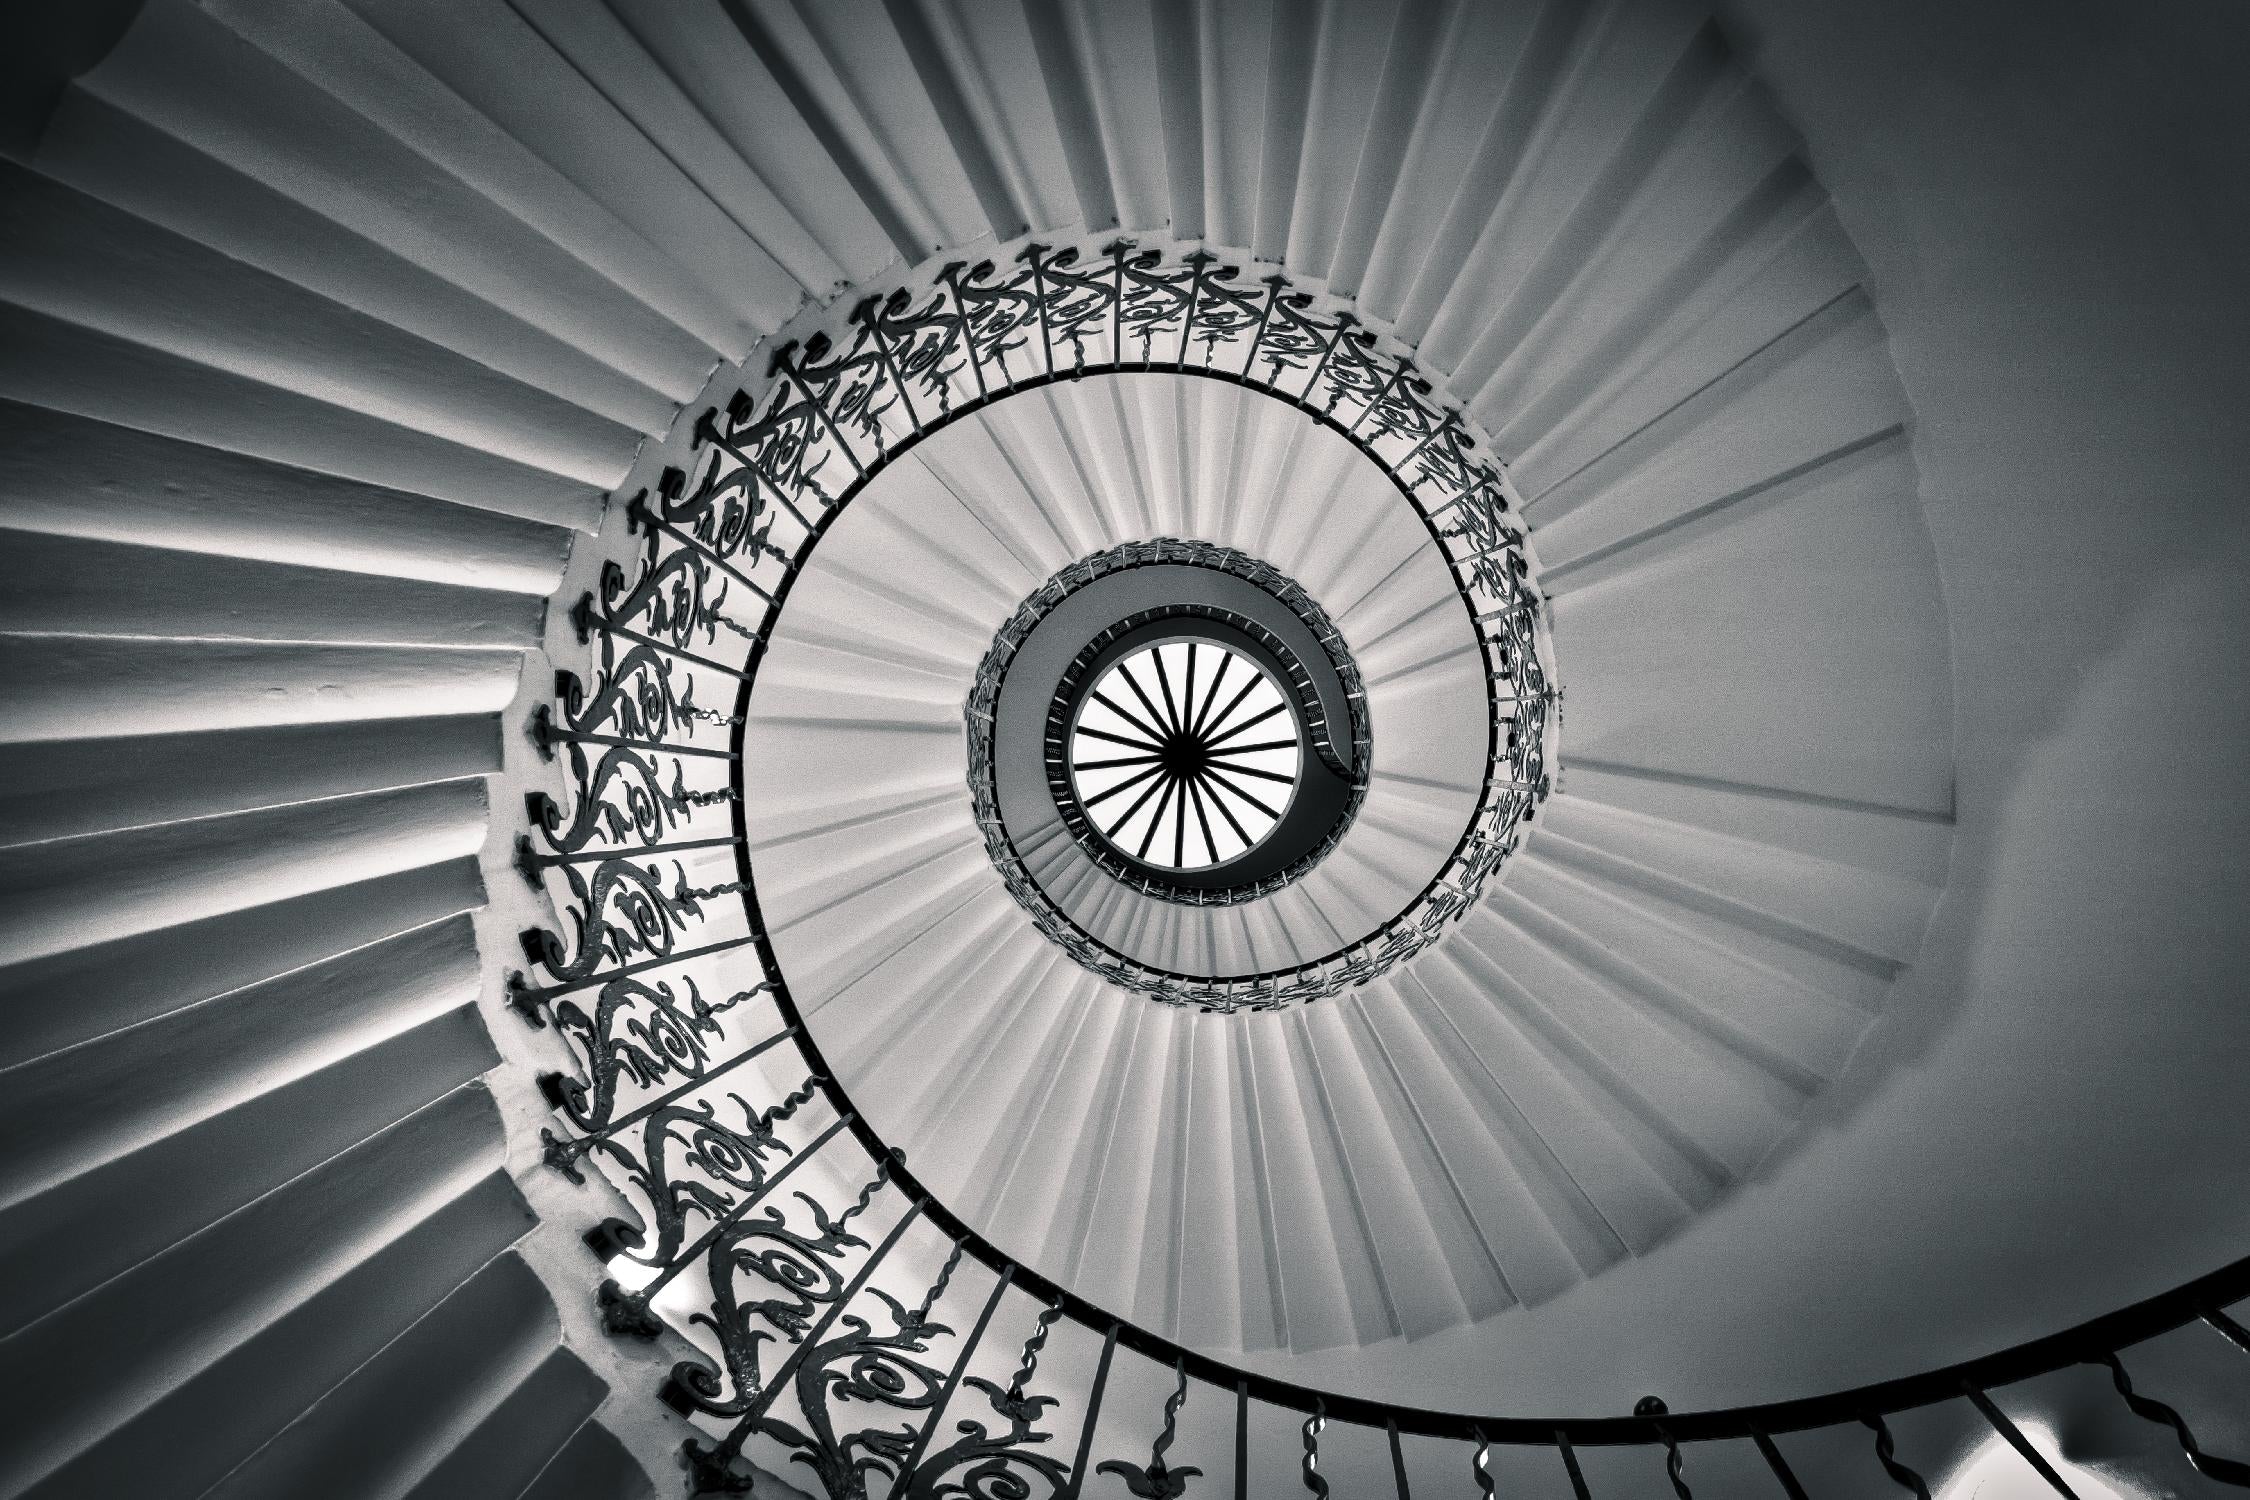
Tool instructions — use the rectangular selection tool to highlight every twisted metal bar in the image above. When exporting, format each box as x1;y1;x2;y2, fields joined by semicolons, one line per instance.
1097;1359;1201;1500
1008;1297;1066;1402
1302;1401;1331;1500
1637;1399;1693;1500
1157;1361;1189;1470
835;1147;898;1230
907;1239;965;1329
1472;1427;1496;1500
1864;1414;1932;1499
886;1267;1014;1500
2098;1351;2250;1488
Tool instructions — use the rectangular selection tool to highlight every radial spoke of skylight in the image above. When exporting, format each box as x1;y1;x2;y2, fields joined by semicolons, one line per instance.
1068;639;1303;872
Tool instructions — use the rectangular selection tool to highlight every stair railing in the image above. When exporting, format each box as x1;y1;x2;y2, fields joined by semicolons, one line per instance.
513;232;2247;1495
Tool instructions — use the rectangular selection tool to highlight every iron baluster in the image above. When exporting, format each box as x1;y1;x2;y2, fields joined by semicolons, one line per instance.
530;719;738;764
536;1043;802;1183
573;605;752;682
1108;239;1129;364
1389;406;1467;484
1750;1429;1811;1500
768;342;869;480
1240;278;1284;382
536;973;773;1135
884;1264;1014;1500
898;1294;1073;1500
548;642;727;747
517;852;748;987
2097;1350;2250;1488
1471;1427;1495;1500
520;833;736;876
525;743;733;861
853;290;924;433
508;932;762;1017
1387;1418;1411;1500
936;263;993;403
1636;1398;1693;1500
2204;1303;2250;1356
1292;306;1350;409
628;491;790;610
741;1234;968;1500
662;1159;899;1424
599;508;763;633
1010;1296;1066;1402
1345;355;1419;440
697;380;845;517
1099;1359;1200;1499
1174;250;1212;367
1863;1414;1933;1499
1060;1324;1120;1500
681;1192;924;1494
1554;1431;1593;1500
1235;1383;1248;1500
1962;1388;2080;1499
593;1110;847;1336
1021;242;1058;376
1301;1400;1330;1500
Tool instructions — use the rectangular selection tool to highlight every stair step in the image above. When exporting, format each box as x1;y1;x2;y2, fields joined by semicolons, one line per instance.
0;778;488;971
0;400;573;594
1;1085;528;1499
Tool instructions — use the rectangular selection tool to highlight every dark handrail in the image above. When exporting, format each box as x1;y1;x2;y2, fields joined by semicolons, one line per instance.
521;231;2248;1492
737;848;2250;1443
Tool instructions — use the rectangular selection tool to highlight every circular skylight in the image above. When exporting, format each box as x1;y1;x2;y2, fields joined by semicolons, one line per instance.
1067;639;1303;871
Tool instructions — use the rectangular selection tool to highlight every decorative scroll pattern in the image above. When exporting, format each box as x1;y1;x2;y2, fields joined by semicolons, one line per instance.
733;1244;972;1500
2099;1352;2250;1488
897;1300;1073;1500
554;234;1557;1010
508;231;2249;1500
1097;1362;1200;1499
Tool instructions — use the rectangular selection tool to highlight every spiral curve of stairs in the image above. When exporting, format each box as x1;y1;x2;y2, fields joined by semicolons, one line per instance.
9;0;2248;1497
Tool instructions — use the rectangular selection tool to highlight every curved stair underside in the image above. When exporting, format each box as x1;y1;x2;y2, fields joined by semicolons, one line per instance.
0;0;1956;1481
750;373;1490;988
739;351;1949;1357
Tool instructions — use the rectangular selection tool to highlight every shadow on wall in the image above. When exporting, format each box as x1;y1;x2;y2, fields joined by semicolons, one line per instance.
1724;0;2250;1387
1233;0;2250;1444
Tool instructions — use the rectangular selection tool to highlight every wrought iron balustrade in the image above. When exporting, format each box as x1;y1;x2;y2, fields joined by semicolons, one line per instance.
512;234;2248;1498
509;860;2250;1498
536;232;1555;1017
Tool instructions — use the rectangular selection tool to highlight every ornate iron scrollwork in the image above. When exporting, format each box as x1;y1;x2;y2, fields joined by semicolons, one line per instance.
581;235;1562;1011
510;275;2250;1491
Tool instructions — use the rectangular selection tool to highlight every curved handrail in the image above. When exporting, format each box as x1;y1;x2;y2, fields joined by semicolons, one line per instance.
739;876;2250;1446
513;231;2249;1496
637;233;1554;1012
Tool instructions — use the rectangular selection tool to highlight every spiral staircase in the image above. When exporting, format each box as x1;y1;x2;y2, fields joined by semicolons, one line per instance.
4;1;2249;1498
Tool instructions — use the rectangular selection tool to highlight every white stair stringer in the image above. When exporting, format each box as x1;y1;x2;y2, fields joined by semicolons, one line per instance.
748;372;1492;992
704;0;1957;1369
0;0;1959;1440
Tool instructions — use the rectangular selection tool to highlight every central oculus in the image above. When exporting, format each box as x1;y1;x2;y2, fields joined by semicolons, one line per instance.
1066;638;1304;872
